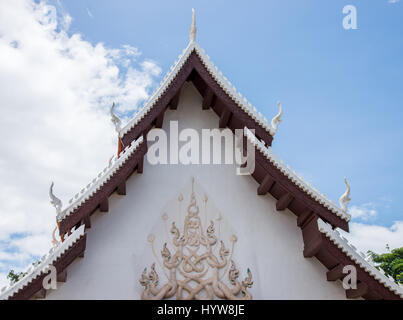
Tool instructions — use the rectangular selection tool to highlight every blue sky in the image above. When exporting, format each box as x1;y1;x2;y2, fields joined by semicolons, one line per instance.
54;0;403;228
0;0;402;287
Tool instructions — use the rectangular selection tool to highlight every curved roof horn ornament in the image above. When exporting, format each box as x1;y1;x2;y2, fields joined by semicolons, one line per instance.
339;177;351;212
271;101;283;133
110;102;122;134
189;8;196;43
52;226;59;247
49;182;63;217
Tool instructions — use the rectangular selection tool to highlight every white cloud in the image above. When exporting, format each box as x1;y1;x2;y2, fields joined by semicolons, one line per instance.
349;203;377;221
388;0;400;3
1;0;400;291
340;221;403;255
0;0;160;285
340;203;403;255
343;202;403;256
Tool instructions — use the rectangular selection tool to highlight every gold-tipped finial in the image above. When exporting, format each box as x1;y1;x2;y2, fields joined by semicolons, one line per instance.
189;8;196;43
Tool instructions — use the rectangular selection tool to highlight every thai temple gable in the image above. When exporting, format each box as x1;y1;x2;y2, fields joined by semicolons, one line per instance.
2;9;403;300
56;8;350;236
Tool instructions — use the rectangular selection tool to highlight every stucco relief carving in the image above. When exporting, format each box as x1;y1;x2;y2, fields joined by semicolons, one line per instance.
139;178;253;300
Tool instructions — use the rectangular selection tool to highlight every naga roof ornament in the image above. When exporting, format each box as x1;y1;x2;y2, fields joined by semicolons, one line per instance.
339;177;351;212
110;102;122;134
52;226;59;247
271;102;283;133
49;182;63;220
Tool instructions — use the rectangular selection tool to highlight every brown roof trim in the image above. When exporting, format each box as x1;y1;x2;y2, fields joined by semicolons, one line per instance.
40;46;402;300
121;51;274;148
60;51;347;234
9;233;87;300
59;50;275;233
59;141;146;235
119;50;347;229
252;145;349;231
301;218;401;300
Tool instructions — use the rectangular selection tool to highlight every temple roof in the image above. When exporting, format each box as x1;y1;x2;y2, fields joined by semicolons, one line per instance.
57;136;144;222
120;41;277;139
2;10;402;300
317;219;403;299
0;225;86;300
244;128;351;223
56;39;350;233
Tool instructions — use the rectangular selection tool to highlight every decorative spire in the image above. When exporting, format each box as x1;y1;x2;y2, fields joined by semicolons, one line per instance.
339;177;351;212
189;8;196;43
110;102;122;133
49;182;62;215
271;101;283;133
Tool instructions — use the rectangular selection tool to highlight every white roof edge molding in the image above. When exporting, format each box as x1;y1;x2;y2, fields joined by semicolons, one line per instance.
57;135;144;222
120;41;277;138
244;127;351;222
317;218;403;298
0;225;85;300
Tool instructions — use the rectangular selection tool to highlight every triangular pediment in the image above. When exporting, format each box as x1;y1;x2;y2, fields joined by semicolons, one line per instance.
120;43;276;149
2;78;402;300
2;35;401;299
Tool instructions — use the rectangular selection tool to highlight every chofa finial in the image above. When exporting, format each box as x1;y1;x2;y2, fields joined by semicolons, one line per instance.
189;8;196;43
52;226;59;247
271;102;283;133
49;182;63;215
339;177;351;212
110;102;122;133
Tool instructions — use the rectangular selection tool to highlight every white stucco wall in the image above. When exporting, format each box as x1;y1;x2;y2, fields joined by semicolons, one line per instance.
46;82;347;300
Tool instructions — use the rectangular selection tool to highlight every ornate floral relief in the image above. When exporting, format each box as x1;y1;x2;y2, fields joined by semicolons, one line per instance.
139;178;254;300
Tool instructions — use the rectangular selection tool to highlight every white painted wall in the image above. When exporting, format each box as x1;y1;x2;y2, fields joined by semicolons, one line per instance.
46;83;347;300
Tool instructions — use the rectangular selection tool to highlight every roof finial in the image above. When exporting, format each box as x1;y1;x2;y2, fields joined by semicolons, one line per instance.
271;101;283;133
52;226;59;247
339;177;351;212
110;102;122;133
49;182;63;216
189;8;196;43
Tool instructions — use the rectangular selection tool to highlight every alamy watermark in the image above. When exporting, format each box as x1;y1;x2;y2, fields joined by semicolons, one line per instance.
42;265;57;290
342;265;357;290
343;5;358;30
145;121;256;175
